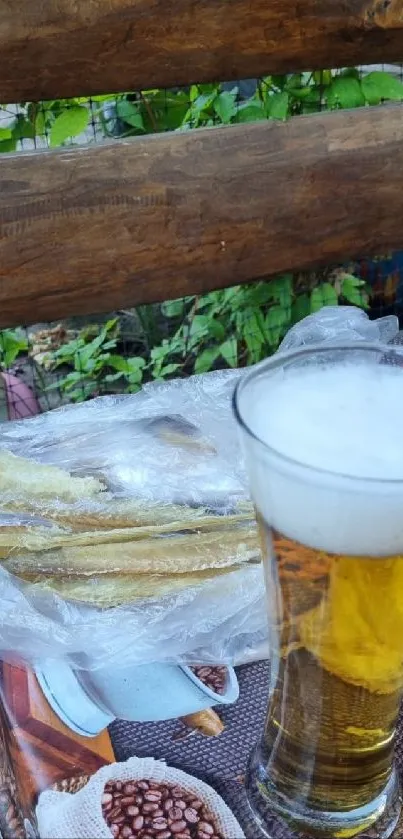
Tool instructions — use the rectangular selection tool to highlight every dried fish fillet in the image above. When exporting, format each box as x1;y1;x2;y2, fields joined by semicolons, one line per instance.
0;496;255;531
16;567;238;606
0;450;104;502
0;512;255;554
4;526;260;577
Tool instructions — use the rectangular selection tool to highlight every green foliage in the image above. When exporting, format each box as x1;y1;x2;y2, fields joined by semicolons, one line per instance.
0;65;388;400
0;269;370;400
0;329;28;368
50;105;89;147
47;319;119;401
34;270;368;402
0;66;402;150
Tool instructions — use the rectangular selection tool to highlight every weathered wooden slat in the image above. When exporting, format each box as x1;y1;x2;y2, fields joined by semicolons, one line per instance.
0;104;403;329
0;0;403;103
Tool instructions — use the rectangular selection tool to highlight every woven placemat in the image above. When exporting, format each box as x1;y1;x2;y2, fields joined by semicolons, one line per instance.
109;661;403;839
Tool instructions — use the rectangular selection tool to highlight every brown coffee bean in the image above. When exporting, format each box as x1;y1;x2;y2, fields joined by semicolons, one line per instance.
151;817;169;831
133;815;145;830
184;808;199;824
168;807;183;822
137;781;150;790
102;778;223;839
145;790;162;802
109;807;124;822
143;803;159;814
123;783;136;794
170;820;187;833
198;823;214;836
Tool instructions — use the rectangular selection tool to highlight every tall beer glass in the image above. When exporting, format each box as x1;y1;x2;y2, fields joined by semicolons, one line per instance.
233;343;403;838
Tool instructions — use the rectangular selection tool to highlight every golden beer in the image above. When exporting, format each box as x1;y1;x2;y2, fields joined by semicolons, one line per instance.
234;346;403;837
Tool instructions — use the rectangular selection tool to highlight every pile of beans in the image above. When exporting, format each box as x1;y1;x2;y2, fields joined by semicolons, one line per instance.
189;666;227;695
102;779;224;839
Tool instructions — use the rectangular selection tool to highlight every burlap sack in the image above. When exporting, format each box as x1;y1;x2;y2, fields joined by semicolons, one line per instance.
36;755;245;839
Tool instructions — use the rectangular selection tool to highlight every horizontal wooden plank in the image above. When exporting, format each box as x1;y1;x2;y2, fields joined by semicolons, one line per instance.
0;0;403;102
0;105;403;328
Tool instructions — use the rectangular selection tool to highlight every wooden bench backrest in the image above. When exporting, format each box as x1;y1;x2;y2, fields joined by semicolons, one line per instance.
0;0;402;328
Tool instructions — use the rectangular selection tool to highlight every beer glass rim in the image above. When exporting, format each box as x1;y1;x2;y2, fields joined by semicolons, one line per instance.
233;339;403;486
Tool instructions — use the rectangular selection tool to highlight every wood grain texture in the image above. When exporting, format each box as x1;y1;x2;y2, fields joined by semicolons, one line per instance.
1;662;114;813
1;104;403;328
0;0;403;102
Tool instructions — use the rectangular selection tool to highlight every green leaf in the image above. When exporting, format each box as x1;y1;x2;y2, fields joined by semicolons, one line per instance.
206;319;225;341
0;138;17;153
361;71;403;105
340;272;365;288
0;127;12;140
265;305;290;330
267;92;289;120
0;329;28;368
247;282;278;307
161;299;188;318
341;274;367;306
194;347;220;374
213;92;237;124
50;106;89;147
109;355;130;373
326;76;365;109
284;74;303;91
342;286;363;306
313;70;333;87
320;282;339;306
126;356;146;370
116;100;145;130
220;337;238;367
291;294;311;324
243;311;265;363
310;287;324;313
35;109;46;137
12;117;36;141
268;275;293;307
192;92;217;115
340;68;361;80
288;87;316;101
234;103;266;123
159;363;181;377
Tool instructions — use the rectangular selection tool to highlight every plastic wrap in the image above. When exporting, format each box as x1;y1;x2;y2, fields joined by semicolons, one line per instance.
0;307;397;670
0;369;267;669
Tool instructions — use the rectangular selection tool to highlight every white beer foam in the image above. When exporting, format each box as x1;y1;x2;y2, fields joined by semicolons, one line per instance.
238;362;403;556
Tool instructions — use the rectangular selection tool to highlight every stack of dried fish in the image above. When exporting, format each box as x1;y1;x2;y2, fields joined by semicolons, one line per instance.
0;449;259;608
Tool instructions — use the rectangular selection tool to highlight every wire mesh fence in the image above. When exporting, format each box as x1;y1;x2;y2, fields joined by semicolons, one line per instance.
1;64;403;418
